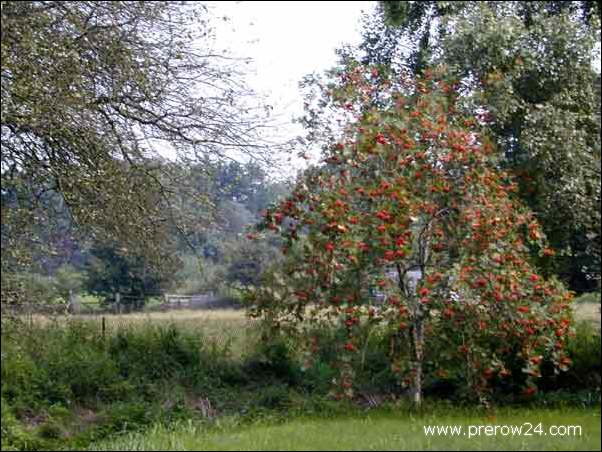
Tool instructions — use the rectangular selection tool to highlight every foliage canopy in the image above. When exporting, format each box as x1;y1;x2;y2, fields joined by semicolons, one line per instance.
252;67;574;404
1;1;278;301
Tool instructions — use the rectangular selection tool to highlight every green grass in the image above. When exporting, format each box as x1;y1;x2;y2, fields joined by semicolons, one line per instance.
89;407;601;451
3;305;600;451
27;309;256;358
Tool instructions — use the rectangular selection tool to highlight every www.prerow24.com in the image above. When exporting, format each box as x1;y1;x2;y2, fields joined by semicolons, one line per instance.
424;423;582;438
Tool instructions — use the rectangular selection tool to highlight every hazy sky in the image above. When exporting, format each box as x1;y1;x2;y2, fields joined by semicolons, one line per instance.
206;1;376;171
209;1;374;117
197;2;600;176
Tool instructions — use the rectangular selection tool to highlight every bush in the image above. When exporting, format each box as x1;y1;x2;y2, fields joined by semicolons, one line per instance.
1;398;44;451
45;327;121;402
1;342;42;410
254;384;293;409
559;321;601;389
103;401;156;433
299;323;399;395
243;327;300;385
536;320;601;400
36;420;64;440
108;325;203;382
0;319;234;450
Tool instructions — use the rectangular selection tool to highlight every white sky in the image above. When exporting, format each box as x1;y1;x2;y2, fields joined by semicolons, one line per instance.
205;1;376;173
202;2;600;177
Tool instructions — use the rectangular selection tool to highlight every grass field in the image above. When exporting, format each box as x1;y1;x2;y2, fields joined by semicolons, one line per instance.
90;407;601;451
29;308;256;357
34;298;600;329
573;301;601;329
4;301;599;451
78;302;598;451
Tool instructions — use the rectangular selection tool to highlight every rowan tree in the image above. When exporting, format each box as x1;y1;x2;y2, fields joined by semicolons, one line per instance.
301;2;601;291
249;66;573;405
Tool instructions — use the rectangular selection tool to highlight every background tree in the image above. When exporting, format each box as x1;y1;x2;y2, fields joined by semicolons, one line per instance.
171;160;288;296
84;244;165;308
1;1;282;303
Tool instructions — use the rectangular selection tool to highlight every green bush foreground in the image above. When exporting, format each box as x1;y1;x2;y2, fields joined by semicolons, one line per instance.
1;316;600;451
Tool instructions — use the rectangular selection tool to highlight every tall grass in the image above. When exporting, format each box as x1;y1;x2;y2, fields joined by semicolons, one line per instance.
1;304;600;451
1;315;248;450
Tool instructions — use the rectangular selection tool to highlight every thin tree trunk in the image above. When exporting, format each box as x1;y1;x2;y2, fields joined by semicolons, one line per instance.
411;316;424;406
395;263;425;406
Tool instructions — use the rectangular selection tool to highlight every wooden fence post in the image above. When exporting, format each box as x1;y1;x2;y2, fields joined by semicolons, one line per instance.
68;289;76;314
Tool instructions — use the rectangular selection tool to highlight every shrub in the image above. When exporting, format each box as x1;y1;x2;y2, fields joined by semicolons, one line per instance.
1;398;44;451
243;328;300;385
36;421;64;440
254;384;294;409
1;320;233;450
558;321;601;390
108;325;203;382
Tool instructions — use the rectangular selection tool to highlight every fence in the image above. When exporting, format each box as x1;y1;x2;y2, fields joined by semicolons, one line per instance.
1;291;228;318
161;292;219;309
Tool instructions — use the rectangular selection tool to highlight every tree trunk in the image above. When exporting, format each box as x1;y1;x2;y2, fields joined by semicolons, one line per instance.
410;316;424;406
395;262;425;406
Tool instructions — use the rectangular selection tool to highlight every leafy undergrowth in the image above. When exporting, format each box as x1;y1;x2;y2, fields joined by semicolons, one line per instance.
1;313;600;451
89;406;601;451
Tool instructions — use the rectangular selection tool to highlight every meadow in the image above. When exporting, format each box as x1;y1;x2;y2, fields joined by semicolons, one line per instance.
90;407;601;451
1;300;600;451
29;308;258;358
